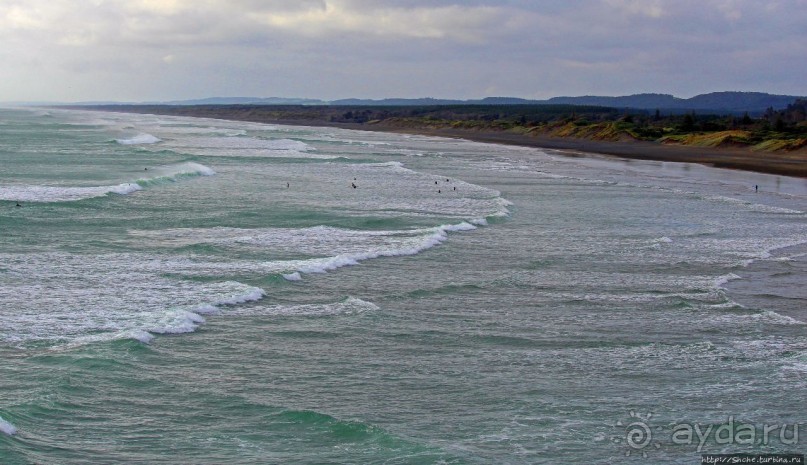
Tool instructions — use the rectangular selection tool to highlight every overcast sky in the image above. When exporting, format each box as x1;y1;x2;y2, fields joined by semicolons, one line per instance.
1;0;805;102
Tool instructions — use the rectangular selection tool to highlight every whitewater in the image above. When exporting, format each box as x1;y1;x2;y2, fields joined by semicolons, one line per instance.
0;107;805;464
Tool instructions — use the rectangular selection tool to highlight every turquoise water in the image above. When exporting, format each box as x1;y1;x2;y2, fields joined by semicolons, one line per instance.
1;107;805;464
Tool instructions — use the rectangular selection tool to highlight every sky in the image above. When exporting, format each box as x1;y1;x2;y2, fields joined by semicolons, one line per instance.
1;0;805;102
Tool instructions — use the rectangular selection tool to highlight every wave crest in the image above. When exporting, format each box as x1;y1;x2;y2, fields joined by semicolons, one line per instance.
0;183;142;202
0;416;17;436
115;133;162;145
0;162;215;203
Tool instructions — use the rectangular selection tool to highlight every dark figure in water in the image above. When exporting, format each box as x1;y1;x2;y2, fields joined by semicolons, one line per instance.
435;181;438;185
286;182;289;188
755;185;758;192
351;183;357;189
15;202;21;207
453;186;456;191
446;179;449;182
438;189;441;193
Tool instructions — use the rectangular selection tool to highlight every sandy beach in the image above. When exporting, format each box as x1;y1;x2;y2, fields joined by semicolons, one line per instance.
368;125;807;178
74;106;807;178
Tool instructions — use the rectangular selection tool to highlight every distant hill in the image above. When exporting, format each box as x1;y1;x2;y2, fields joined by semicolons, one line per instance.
546;93;681;108
544;92;804;114
684;92;800;113
330;97;465;106
175;92;804;114
159;96;323;106
329;97;535;106
36;91;804;114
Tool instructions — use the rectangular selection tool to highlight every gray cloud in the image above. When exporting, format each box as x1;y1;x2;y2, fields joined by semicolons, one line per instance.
0;0;804;101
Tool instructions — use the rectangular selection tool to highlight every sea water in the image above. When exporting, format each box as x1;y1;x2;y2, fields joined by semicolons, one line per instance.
0;107;805;464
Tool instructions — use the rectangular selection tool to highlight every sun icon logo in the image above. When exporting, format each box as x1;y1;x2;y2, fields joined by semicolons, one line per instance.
613;410;663;458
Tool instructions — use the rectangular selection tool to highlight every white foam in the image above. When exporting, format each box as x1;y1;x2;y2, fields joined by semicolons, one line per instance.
129;330;155;344
140;162;216;181
0;183;142;202
157;135;331;159
107;183;143;195
293;222;477;274
195;302;221;313
163;126;247;137
127;222;480;280
756;310;805;326
150;310;206;335
705;195;804;215
666;235;807;270
0;416;16;436
148;285;266;335
0;254;267;347
714;273;742;288
116;133;162;145
261;138;311;151
704;301;746;310
283;272;302;281
228;296;379;317
63;328;157;348
443;222;477;232
0;162;214;203
709;310;806;330
212;287;265;306
172;136;311;151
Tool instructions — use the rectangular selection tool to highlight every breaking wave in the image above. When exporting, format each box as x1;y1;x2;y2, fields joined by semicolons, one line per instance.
115;133;162;145
0;416;16;436
226;296;379;317
0;162;215;203
129;221;480;280
0;183;142;202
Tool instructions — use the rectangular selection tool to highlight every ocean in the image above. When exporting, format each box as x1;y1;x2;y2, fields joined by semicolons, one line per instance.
0;107;805;464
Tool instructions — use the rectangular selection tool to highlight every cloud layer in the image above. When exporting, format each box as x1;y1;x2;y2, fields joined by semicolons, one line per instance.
1;0;805;101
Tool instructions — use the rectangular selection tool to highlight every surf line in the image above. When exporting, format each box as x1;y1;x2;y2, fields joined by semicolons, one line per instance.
283;220;487;282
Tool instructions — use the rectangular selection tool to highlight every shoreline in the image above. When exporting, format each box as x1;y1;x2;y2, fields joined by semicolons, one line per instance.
69;107;807;178
365;125;807;178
